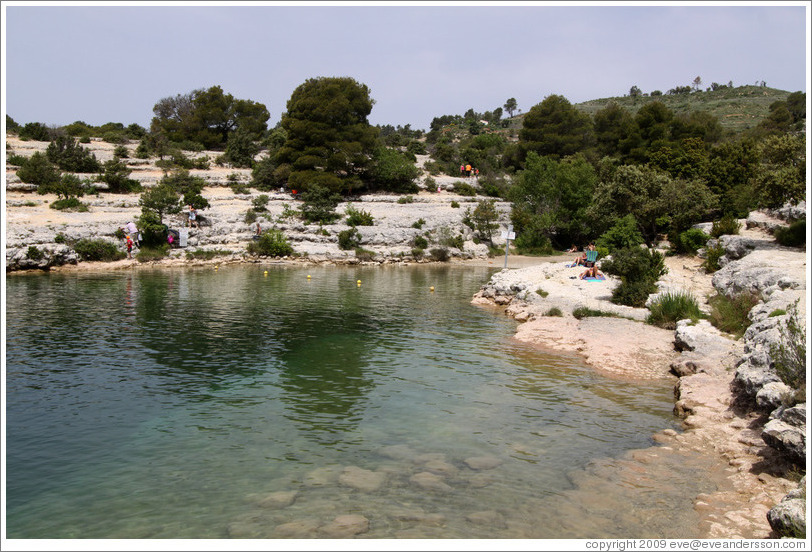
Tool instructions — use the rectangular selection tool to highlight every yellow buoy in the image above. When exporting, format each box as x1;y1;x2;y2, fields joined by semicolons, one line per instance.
430;286;435;292
264;270;268;276
307;275;311;279
357;279;362;284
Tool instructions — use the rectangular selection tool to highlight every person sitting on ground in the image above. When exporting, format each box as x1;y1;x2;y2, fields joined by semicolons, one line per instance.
571;250;587;267
579;243;604;279
566;244;578;253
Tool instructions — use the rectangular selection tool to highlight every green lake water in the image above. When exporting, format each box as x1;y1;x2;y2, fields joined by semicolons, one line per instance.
5;264;713;539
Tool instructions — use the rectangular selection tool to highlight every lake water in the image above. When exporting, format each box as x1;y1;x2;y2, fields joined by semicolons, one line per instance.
5;264;716;539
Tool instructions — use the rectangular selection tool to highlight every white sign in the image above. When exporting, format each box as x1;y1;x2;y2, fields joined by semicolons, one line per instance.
501;231;516;240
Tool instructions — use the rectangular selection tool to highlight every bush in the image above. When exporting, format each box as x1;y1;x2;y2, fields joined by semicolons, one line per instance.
596;214;644;253
708;292;760;338
247;229;294;257
572;307;620;319
299;185;341;224
451;200;460;208
545;307;563;317
702;243;725;272
774;219;806;247
601;247;667;307
413;235;428;249
16;152;61;188
397;195;415;204
98;158;140;193
345;204;374;226
771;302;806;400
185;249;231;260
27;246;44;260
252;194;270;212
54;233;68;244
50;197;88;212
73;238;126;262
355;247;376;261
338;228;362;250
671;228;710;255
429;247;450;262
412;218;425;229
647;291;704;329
453;182;477;196
136;245;169;263
710;214;741;238
45;135;101;173
7;154;28;166
114;145;130;158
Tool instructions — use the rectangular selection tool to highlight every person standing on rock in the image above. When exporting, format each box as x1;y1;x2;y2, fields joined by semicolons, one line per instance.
188;206;198;228
126;234;134;259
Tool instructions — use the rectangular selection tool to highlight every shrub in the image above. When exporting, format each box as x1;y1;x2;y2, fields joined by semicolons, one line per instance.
708;292;760;338
601;247;667;307
429;247;450;262
769;309;787;317
411;247;424;259
46;135;101;173
710;214;741;237
345;204;374;226
7;154;28;166
596;214;644;253
412;218;426;229
771;302;806;399
244;209;258;224
54;233;68;244
453;182;477;196
136;245;169;263
397;195;415;204
671;228;710;255
27;246;44;260
536;288;549;298
247;229;294;257
451;201;460;208
354;247;376;261
545;307;563;317
774;219;806;247
413;235;428;249
98;158;140;193
185;249;231;260
338;228;362;250
73;238;126;262
647;291;704;329
252;194;270;212
299;185;341;224
113;145;130;159
50;197;88;211
572;307;619;319
702;243;725;272
16;152;61;187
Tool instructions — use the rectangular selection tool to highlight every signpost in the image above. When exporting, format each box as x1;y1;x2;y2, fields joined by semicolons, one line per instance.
501;225;516;268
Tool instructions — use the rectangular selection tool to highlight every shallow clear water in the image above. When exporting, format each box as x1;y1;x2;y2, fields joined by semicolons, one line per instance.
5;264;709;539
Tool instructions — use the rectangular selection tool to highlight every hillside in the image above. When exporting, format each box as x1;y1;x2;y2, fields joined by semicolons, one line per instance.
489;85;793;136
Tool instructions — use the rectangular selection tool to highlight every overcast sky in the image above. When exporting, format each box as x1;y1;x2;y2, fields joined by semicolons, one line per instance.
2;1;809;132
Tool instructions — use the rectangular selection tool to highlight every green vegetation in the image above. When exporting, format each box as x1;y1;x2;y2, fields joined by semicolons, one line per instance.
136;245;169;263
774;219;806;247
338;228;362;250
671;228;710;255
710;214;742;237
535;288;549;298
246;229;294;257
345;204;374;226
429;247;450;262
601;247;667;307
26;246;44;261
45;135;101;173
463;199;500;245
276;77;377;194
572;307;622;320
412;235;428;249
544;307;563;317
707;292;760;338
50;197;88;212
646;291;703;329
771;302;806;404
185;249;231;260
73;238;126;262
299;185;341;224
702;242;726;273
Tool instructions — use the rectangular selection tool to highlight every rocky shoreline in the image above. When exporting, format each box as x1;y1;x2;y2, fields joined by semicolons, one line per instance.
471;209;807;538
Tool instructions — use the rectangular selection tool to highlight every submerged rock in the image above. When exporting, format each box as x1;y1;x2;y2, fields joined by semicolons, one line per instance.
319;514;370;538
257;490;298;509
338;466;386;492
409;471;453;492
463;456;503;470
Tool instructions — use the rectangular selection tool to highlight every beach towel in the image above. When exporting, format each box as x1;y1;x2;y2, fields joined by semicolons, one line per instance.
582;275;606;281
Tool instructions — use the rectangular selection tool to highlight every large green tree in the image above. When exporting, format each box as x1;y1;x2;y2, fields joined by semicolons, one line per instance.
518;95;593;163
150;85;269;149
275;77;379;194
509;152;598;250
